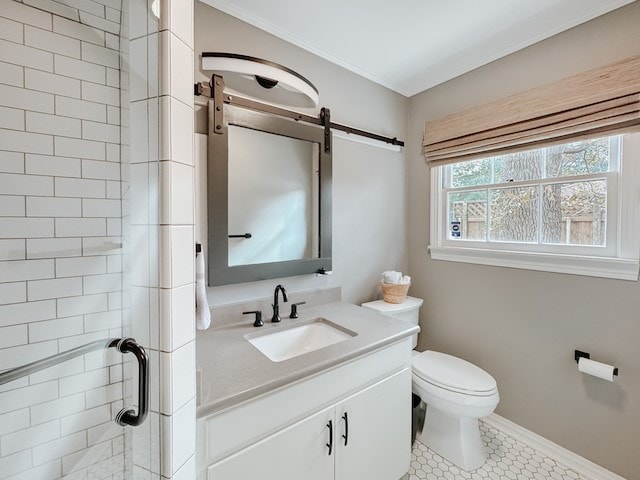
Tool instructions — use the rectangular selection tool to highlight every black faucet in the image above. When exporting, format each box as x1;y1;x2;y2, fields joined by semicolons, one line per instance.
271;284;288;322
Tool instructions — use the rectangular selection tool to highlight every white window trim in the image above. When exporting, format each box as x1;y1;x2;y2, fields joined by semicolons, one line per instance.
429;134;640;281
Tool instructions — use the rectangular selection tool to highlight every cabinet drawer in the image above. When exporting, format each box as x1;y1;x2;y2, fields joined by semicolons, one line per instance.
201;338;411;464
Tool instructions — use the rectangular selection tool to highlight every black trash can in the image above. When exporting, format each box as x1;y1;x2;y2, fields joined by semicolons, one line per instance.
411;393;424;446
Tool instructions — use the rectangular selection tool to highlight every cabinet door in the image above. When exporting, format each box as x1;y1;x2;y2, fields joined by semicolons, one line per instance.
207;405;334;480
334;368;412;480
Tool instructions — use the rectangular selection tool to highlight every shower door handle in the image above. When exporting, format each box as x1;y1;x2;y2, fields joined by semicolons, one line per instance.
114;338;149;427
0;336;149;427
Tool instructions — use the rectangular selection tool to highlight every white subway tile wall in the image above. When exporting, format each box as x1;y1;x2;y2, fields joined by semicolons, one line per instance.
155;0;196;475
1;0;197;477
123;0;195;476
0;0;128;478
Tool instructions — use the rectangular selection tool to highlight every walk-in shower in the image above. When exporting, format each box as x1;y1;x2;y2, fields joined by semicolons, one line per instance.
0;0;196;478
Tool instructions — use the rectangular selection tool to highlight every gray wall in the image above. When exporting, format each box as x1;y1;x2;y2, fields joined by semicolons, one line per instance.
194;3;408;306
407;2;640;478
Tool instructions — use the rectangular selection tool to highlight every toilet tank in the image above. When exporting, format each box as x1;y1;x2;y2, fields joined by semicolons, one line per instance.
361;296;423;349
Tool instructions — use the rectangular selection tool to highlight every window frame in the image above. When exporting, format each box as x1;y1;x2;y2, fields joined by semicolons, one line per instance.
429;134;640;281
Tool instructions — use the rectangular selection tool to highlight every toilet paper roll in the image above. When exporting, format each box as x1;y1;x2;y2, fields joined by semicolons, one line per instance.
578;357;616;382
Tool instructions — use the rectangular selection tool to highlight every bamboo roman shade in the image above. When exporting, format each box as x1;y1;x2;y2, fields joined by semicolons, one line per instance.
423;56;640;166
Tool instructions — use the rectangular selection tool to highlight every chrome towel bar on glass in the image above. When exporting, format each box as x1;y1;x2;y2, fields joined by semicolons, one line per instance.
0;337;149;427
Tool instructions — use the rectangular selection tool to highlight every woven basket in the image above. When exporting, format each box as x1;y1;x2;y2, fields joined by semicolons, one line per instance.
380;282;410;304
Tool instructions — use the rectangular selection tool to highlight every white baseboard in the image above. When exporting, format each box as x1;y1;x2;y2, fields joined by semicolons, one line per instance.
483;414;627;480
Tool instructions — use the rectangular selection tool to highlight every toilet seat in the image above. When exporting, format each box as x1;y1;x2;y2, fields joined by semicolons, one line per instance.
413;351;497;397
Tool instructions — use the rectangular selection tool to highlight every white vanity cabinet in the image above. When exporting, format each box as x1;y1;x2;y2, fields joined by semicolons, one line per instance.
334;368;410;480
197;338;412;480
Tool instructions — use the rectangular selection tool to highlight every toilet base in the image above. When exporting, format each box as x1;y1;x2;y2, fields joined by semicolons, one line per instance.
417;405;486;471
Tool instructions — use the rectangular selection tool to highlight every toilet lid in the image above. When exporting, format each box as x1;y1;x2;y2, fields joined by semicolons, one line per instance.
413;351;497;394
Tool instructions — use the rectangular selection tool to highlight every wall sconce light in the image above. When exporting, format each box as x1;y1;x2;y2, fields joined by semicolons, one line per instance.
201;52;319;109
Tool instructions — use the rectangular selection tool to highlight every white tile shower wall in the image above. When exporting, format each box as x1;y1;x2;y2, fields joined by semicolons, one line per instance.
0;0;126;479
154;0;196;477
122;0;161;477
123;0;195;477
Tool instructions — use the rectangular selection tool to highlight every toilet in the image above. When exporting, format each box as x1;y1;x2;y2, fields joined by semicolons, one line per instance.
362;296;499;471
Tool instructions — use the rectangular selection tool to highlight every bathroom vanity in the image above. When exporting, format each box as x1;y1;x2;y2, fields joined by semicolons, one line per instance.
196;301;418;480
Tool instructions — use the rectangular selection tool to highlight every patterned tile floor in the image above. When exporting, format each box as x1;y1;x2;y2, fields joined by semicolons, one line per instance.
401;420;584;480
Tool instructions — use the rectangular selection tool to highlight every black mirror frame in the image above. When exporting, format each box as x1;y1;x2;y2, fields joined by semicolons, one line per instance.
207;102;332;286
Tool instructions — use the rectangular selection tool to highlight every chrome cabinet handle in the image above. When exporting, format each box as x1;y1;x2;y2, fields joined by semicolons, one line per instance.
114;338;149;427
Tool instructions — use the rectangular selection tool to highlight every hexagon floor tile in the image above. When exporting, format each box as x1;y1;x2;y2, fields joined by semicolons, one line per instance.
401;420;584;480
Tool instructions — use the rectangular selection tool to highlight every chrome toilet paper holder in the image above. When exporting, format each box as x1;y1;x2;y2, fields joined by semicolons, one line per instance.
574;350;618;376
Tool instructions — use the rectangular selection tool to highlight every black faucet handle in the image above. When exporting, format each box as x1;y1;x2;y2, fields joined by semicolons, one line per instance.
290;301;306;319
243;310;263;327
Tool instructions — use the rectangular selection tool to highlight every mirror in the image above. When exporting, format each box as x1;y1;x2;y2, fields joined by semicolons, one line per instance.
227;125;319;266
208;103;332;286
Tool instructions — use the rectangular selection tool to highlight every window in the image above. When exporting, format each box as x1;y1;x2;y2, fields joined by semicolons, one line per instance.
429;134;640;280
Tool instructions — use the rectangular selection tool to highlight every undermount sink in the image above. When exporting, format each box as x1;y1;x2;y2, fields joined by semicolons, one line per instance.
246;318;356;362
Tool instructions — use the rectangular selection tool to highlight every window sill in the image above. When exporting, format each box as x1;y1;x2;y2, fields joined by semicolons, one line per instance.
428;245;639;281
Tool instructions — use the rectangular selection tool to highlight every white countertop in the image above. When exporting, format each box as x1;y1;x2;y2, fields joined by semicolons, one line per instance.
196;301;419;417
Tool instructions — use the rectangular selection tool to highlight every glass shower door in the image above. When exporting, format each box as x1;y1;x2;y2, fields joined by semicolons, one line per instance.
0;0;161;478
